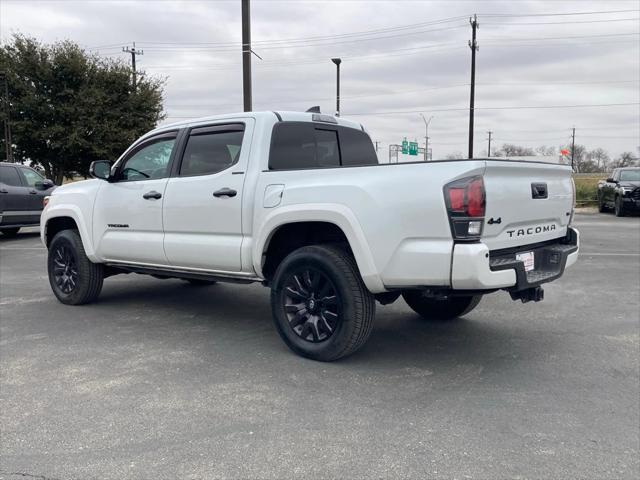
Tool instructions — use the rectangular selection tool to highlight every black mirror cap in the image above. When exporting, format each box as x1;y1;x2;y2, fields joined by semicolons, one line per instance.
35;179;55;190
606;178;616;183
89;160;112;180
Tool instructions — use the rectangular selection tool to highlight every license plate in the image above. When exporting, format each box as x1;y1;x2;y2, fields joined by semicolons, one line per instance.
516;251;535;272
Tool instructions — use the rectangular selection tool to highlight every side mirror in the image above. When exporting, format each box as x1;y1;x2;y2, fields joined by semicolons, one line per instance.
89;160;112;181
606;177;615;183
35;179;55;190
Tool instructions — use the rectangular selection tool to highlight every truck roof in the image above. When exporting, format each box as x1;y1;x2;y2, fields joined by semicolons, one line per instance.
152;111;365;137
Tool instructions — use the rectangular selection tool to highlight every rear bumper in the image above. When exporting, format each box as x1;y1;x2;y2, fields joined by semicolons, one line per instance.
451;227;579;291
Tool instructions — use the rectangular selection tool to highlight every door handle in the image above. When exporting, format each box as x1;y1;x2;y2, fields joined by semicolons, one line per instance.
143;190;162;200
29;190;38;194
213;188;237;198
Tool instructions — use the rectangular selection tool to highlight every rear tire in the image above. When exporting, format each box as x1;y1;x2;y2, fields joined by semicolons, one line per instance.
597;194;606;213
0;227;20;238
270;245;375;361
615;196;625;217
402;291;482;321
48;229;104;305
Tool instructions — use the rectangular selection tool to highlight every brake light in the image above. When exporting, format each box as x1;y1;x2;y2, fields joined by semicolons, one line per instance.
444;176;486;241
447;187;465;212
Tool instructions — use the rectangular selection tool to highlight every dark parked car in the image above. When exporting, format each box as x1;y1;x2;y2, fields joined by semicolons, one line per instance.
597;167;640;216
0;162;56;237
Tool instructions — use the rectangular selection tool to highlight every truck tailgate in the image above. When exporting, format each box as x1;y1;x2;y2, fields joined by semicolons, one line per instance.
482;161;574;251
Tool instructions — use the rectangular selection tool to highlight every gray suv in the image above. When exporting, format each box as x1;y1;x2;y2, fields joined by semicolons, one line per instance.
0;162;56;237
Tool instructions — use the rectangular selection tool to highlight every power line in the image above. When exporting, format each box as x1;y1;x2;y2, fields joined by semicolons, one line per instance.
480;9;639;18
345;102;640;116
483;32;640;42
482;17;640;26
135;24;469;52
86;15;469;50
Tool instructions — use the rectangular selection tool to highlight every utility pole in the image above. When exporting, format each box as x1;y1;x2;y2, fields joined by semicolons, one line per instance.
0;72;12;162
242;0;252;112
331;58;341;117
487;130;492;157
468;14;479;159
571;127;576;171
420;114;433;161
123;43;143;91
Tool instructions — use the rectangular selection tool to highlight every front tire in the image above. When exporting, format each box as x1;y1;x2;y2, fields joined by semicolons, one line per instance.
270;245;375;361
402;291;482;321
0;227;20;238
48;229;104;305
614;196;625;217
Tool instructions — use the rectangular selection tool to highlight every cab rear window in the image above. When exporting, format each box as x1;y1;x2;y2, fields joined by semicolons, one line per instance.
269;122;378;170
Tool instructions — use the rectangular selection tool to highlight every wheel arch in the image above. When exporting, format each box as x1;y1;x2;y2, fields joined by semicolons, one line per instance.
43;207;97;261
254;204;385;293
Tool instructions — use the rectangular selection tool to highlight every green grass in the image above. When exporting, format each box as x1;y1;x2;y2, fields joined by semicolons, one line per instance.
573;174;605;205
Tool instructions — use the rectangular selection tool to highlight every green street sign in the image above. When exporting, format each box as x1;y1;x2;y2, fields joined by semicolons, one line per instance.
409;141;418;156
401;138;408;154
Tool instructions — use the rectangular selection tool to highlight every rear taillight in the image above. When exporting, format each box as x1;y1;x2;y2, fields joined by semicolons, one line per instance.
569;178;576;225
444;176;485;241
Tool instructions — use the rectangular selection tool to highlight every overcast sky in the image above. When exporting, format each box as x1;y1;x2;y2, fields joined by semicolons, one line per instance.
1;0;639;159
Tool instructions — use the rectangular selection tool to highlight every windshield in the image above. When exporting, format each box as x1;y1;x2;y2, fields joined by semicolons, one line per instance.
619;170;640;182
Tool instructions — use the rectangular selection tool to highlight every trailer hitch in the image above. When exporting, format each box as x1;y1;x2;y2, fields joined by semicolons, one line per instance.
509;286;544;303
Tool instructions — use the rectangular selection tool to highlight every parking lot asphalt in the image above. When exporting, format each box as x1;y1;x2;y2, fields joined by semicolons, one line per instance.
1;213;639;480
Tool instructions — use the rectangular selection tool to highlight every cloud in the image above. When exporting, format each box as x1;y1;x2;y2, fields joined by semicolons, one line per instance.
1;0;638;158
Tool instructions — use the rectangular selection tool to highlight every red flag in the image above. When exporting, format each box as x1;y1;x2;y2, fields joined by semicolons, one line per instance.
560;149;570;156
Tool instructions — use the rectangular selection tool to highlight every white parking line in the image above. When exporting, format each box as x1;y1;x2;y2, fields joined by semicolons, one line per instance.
0;247;45;250
580;253;640;256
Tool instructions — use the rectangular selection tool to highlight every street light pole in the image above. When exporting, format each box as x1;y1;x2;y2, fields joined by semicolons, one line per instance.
420;114;433;161
331;58;341;117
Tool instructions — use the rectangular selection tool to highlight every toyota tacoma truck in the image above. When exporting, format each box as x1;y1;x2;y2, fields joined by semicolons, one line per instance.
41;111;579;361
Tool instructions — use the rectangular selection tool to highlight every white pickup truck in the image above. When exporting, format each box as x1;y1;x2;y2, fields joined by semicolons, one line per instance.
41;111;579;361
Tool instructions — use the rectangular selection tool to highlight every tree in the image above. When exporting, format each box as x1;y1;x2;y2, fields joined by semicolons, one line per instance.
535;145;556;157
585;148;610;172
493;144;535;157
610;151;638;169
445;151;464;160
561;143;588;172
0;35;165;183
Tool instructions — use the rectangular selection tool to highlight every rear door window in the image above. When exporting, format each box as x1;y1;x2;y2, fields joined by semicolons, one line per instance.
180;128;245;177
0;165;23;186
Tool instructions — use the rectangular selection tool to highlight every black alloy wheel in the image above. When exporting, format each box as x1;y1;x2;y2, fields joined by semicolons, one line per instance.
52;243;79;294
47;229;104;305
282;267;340;343
270;245;376;361
615;196;625;217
